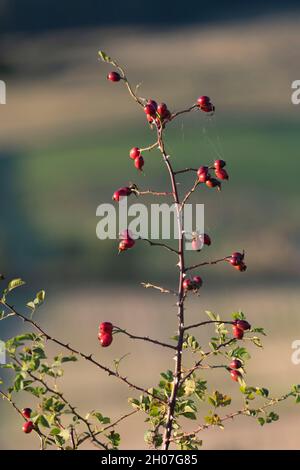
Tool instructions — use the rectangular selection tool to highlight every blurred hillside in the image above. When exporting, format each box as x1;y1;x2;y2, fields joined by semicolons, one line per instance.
0;16;300;289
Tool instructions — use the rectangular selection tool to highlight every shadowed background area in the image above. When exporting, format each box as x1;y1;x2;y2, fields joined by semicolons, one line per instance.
0;0;300;449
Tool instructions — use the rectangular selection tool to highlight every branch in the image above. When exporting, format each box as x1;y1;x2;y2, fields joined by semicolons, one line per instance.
184;320;233;331
141;282;177;296
1;301;167;404
185;256;230;272
134;189;172;197
171;392;294;442
174;168;198;176
180;178;199;209
140;141;159;152
114;326;177;350
170;105;198;121
139;238;179;255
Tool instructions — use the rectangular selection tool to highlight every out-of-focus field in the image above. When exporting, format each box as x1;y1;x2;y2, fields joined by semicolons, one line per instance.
1;14;300;449
1;286;300;449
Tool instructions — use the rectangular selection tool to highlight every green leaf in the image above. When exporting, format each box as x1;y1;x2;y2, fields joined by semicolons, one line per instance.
50;428;61;436
98;51;112;63
8;278;25;292
38;415;50;428
258;417;265;426
182;412;197;420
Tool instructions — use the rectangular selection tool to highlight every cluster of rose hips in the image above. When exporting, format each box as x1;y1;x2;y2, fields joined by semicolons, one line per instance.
183;275;203;292
98;322;113;347
118;230;135;253
232;319;251;340
197;95;215;113
130;147;144;171
228;251;247;272
21;408;34;434
143;99;171;128
197;159;228;190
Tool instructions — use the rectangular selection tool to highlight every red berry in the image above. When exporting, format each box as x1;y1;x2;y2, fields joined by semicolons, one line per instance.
107;71;121;82
22;408;32;420
157;103;168;117
147;99;157;110
144;104;156;117
98;332;113;348
192;276;203;289
99;322;113;334
147;114;154;124
129;147;140;160
197;166;209;183
236;320;251;331
214;159;226;169
197;96;211;108
230;252;244;266
113;187;131;202
229;359;242;370
134;155;144;171
118;238;135;252
232;325;244;340
201;103;215;113
202;233;211;246
22;421;34;434
183;279;193;291
206;178;221;188
230;369;242;382
215;168;229;180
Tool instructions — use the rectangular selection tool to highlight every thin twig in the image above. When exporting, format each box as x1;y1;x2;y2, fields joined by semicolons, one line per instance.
174;168;198;175
170;105;198;120
114;327;177;350
180;179;199;209
184;320;233;331
141;282;177;296
139;238;179;255
134;189;172;197
185;256;230;272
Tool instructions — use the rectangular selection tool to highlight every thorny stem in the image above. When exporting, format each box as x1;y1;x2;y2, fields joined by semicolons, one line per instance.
134;189;172;197
156;126;185;450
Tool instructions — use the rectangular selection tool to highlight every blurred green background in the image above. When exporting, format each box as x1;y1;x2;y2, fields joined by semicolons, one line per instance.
0;1;300;449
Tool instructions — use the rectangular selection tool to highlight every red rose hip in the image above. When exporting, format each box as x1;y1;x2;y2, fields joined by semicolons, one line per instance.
232;325;244;340
107;71;121;82
134;155;144;171
129;147;140;160
230;359;242;370
183;279;193;291
118;238;135;252
230;369;242;382
99;322;113;334
99;332;113;348
22;421;34;434
22;408;32;420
